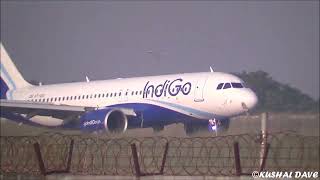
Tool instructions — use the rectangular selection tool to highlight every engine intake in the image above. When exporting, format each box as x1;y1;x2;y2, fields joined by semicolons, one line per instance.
105;109;128;134
80;108;128;134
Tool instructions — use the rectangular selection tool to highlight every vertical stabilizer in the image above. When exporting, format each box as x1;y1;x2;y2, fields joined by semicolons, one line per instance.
1;43;32;99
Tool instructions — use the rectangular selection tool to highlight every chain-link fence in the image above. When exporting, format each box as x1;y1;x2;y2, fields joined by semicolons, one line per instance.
0;132;319;176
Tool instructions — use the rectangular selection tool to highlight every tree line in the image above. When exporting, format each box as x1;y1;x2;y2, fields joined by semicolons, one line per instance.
234;71;319;113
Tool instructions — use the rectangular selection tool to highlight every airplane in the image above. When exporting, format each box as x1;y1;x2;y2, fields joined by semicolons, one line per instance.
0;43;258;135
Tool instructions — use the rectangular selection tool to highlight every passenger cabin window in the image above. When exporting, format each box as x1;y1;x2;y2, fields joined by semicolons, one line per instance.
223;83;231;89
217;83;224;90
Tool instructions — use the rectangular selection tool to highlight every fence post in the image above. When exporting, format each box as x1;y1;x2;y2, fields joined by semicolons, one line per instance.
260;112;268;168
160;142;169;174
131;143;142;177
66;139;74;172
259;143;270;172
233;142;242;176
33;142;46;175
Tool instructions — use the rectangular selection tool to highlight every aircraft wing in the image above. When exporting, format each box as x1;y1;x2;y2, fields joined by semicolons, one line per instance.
0;99;95;120
0;100;136;124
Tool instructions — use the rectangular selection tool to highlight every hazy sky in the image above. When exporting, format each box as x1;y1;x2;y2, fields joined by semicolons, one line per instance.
1;1;319;99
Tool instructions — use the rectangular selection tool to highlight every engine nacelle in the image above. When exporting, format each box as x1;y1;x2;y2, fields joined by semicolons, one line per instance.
80;108;128;134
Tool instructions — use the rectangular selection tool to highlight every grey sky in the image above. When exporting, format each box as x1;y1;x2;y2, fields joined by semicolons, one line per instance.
1;1;319;99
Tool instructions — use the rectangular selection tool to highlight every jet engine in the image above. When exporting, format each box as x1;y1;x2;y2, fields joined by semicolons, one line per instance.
80;108;128;134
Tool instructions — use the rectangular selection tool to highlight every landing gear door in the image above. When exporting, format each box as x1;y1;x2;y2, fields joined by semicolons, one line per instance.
194;75;209;102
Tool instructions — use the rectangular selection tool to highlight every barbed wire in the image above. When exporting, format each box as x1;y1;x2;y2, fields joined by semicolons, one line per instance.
0;132;319;176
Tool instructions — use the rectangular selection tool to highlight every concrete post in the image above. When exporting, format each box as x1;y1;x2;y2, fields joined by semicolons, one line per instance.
260;112;268;168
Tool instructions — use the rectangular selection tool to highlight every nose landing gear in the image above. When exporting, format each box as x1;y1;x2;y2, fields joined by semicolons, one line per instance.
183;118;230;136
208;118;221;132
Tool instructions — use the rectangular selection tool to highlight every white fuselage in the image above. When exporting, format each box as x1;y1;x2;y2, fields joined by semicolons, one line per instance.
8;72;257;127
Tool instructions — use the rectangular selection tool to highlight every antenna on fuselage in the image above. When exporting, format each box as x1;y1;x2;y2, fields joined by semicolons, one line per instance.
209;66;214;73
85;76;90;82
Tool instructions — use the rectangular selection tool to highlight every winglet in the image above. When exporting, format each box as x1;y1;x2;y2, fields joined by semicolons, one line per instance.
210;66;214;73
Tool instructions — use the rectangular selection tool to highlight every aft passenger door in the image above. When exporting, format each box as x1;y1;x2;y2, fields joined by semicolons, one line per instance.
194;75;209;102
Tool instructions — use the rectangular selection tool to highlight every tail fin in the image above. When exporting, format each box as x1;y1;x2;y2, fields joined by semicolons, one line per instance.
1;43;32;99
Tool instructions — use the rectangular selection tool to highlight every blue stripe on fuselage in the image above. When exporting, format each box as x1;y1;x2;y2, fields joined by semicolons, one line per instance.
105;103;226;128
1;103;227;130
148;99;215;119
110;103;199;127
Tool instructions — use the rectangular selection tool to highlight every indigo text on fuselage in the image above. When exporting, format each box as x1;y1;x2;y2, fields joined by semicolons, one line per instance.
143;78;192;98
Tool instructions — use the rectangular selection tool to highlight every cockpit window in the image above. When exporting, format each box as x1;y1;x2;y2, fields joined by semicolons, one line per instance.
216;83;224;90
231;82;243;88
217;82;246;90
223;83;231;89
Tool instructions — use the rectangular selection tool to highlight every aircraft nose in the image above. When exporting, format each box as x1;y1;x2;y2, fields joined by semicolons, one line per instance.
241;90;258;110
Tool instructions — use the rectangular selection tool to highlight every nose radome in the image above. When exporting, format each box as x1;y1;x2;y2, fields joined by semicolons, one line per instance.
241;90;258;110
246;91;258;109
